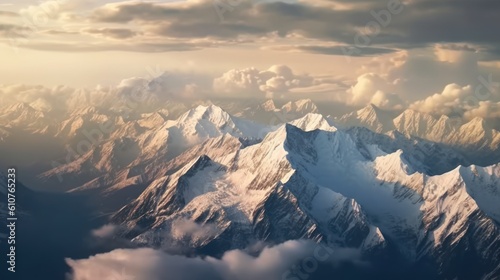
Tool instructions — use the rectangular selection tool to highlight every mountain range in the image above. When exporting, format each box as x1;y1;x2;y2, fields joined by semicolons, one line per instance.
0;99;499;279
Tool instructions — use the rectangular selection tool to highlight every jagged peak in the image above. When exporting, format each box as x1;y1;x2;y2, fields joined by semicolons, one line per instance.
282;99;318;113
394;108;436;122
355;104;384;120
29;98;53;112
144;111;169;122
259;99;277;111
290;113;337;132
360;103;381;113
437;114;450;122
385;129;406;139
260;123;307;148
285;122;307;134
374;149;416;176
177;104;231;123
181;155;215;178
295;98;315;107
71;105;100;116
5;102;35;112
463;116;488;129
458;117;497;138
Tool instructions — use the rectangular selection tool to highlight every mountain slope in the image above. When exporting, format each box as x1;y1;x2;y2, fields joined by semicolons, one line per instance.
111;122;500;278
38;105;272;192
337;104;396;133
339;107;500;166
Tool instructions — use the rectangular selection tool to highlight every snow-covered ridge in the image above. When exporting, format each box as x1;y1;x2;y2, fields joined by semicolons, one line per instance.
111;119;500;278
0;99;499;278
337;104;500;165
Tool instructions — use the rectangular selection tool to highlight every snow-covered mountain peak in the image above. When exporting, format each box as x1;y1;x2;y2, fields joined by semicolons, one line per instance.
359;103;383;117
295;98;315;108
29;98;53;112
259;99;277;111
138;111;170;129
184;155;215;176
282;99;319;114
290;113;337;132
462;116;491;131
393;109;435;127
3;102;34;112
337;103;394;133
456;116;500;150
71;105;100;116
0;101;52;133
170;104;272;142
177;104;231;125
1;102;47;119
392;109;458;142
373;149;416;180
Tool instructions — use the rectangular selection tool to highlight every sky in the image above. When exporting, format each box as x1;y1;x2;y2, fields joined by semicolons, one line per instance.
1;0;500;118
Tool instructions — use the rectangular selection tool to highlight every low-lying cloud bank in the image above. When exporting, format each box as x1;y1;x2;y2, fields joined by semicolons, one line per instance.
1;52;499;120
66;240;364;280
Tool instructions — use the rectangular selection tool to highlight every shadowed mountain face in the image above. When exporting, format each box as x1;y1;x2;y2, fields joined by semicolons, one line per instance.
0;101;499;280
108;123;500;279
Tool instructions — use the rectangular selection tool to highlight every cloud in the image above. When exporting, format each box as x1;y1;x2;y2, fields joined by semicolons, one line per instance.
170;219;218;241
0;84;76;112
15;41;213;53
83;28;138;39
409;79;500;119
43;29;79;35
91;224;118;238
348;73;404;109
0;23;32;38
0;70;212;112
66;240;364;280
370;90;404;110
213;67;265;97
433;43;480;64
409;83;474;116
0;10;18;17
4;0;500;60
213;65;324;98
463;101;500;120
358;48;500;105
464;101;500;120
266;44;397;57
81;0;500;58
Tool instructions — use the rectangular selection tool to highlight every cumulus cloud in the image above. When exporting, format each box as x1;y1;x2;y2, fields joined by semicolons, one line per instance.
409;80;500;118
213;67;264;96
384;48;484;102
354;47;500;117
348;73;404;110
66;240;365;280
213;65;324;98
463;101;500;121
409;84;473;116
0;70;212;113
